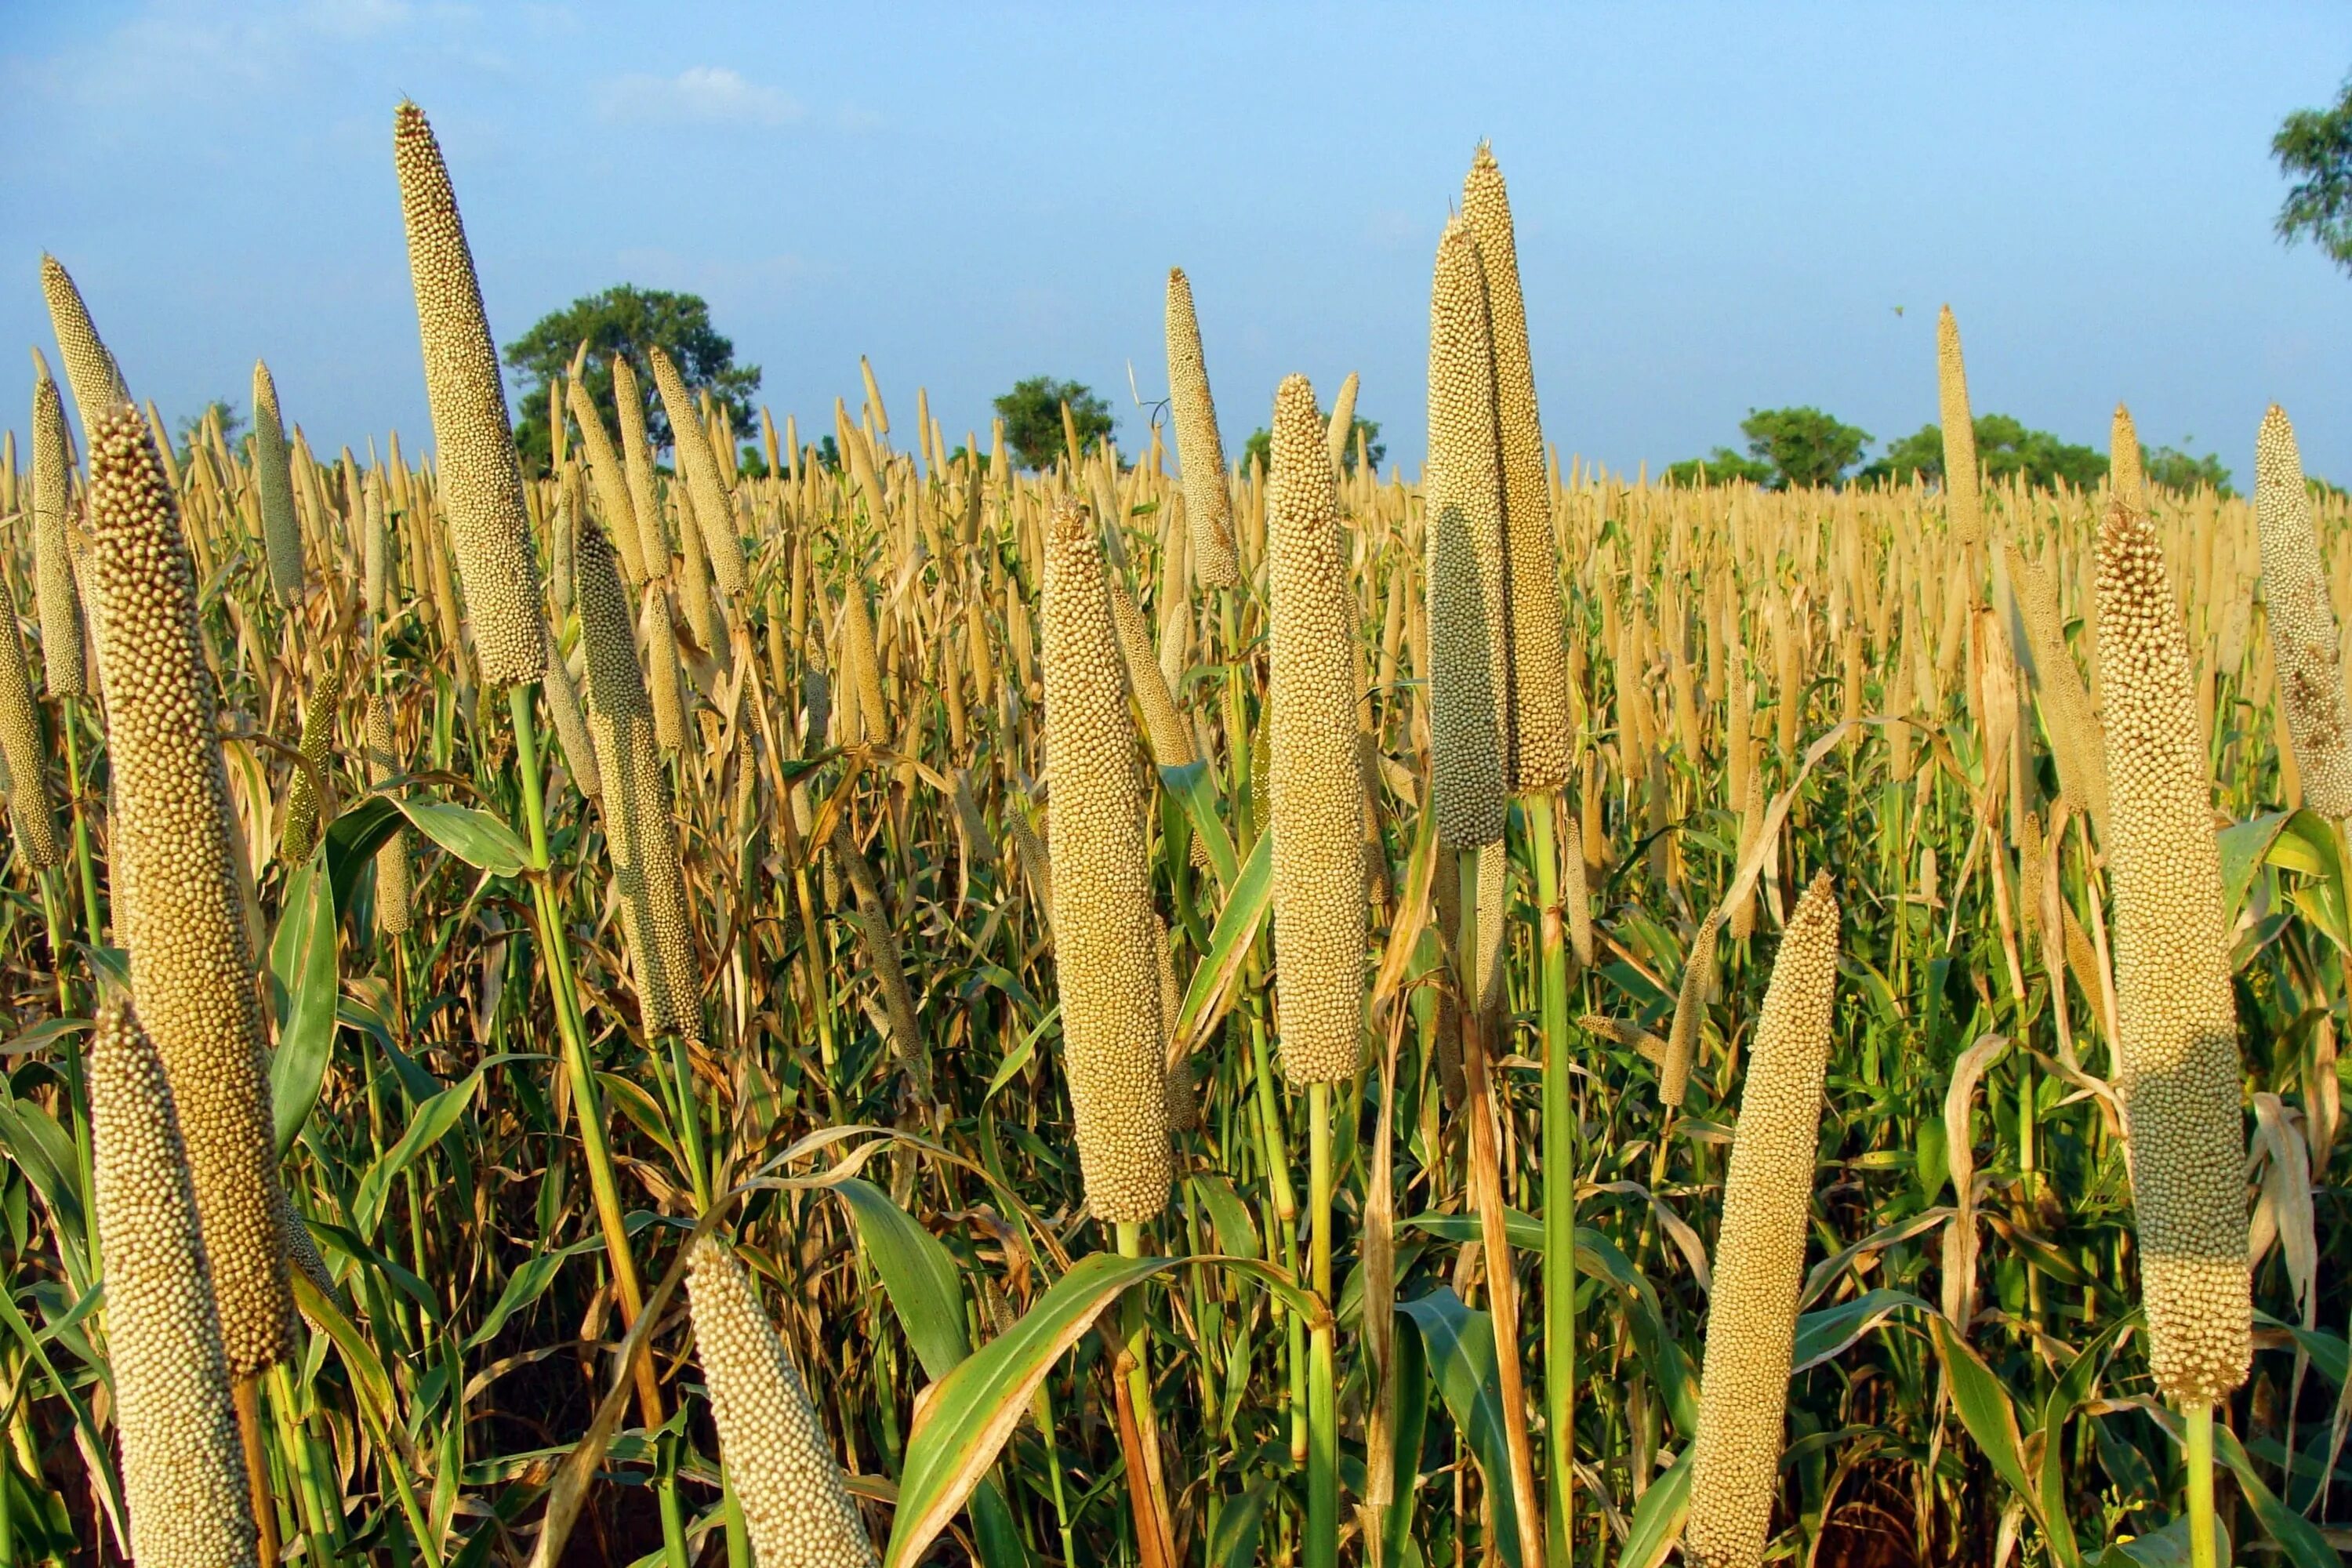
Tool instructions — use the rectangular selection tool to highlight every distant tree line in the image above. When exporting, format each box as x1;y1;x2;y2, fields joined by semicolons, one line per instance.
1664;405;2241;495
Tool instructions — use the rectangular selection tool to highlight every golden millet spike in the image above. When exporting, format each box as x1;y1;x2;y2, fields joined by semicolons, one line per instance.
2095;503;2251;1408
685;1236;879;1568
2255;405;2352;818
251;361;307;606
0;562;61;868
278;659;343;866
2005;540;2109;835
576;519;700;1040
648;345;749;598
1464;143;1573;794
1165;268;1240;588
568;368;650;585
364;693;412;937
29;368;85;699
539;625;602;800
643;586;690;753
2111;403;2147;517
39;254;129;437
1657;910;1724;1109
391;100;547;687
611;353;671;575
89;999;260;1568
1935;304;1982;554
1325;370;1360;474
1684;871;1841;1568
1040;497;1171;1221
85;404;293;1373
1108;580;1194;768
1266;374;1367;1084
1425;216;1510;848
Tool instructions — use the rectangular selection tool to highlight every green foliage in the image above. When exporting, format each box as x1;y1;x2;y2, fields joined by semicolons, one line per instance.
2274;74;2352;275
1669;406;1867;489
502;284;760;476
1663;448;1775;487
993;376;1114;470
174;397;244;465
1859;414;2107;491
2145;443;2235;497
1242;416;1385;478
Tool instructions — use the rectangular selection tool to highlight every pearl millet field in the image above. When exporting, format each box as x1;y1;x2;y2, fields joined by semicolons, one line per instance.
0;101;2345;1568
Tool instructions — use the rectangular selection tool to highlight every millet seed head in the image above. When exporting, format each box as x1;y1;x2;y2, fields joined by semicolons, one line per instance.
2111;403;2146;517
1936;305;1981;552
568;369;650;584
2095;503;2251;1407
29;369;85;699
1463;143;1573;794
1108;579;1194;768
391;100;547;687
278;659;342;866
2254;405;2352;819
89;999;260;1568
648;345;749;598
686;1236;878;1568
87;404;292;1374
1425;216;1510;848
1684;872;1841;1568
0;564;61;868
252;360;307;606
1040;497;1171;1222
2005;540;2109;834
364;693;412;937
1266;374;1367;1084
39;254;129;437
1166;268;1240;589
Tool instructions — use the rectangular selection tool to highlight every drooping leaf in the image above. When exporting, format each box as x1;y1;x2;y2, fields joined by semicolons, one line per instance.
267;843;339;1155
1397;1288;1524;1568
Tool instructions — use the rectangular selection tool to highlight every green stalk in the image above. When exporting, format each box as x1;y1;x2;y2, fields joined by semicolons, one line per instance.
2187;1401;2216;1568
1306;1082;1338;1568
1530;795;1576;1568
1248;992;1308;1463
504;684;662;1425
59;701;102;946
36;869;93;1284
268;1361;339;1565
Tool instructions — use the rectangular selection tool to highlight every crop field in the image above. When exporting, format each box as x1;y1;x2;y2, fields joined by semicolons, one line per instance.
0;102;2344;1568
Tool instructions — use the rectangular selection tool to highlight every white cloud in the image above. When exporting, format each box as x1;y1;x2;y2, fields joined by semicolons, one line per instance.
597;66;804;129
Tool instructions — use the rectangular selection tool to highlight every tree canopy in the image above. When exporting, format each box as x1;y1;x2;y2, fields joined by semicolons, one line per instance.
993;376;1114;470
2274;74;2352;274
1241;415;1385;477
1666;406;1867;489
1858;414;2107;490
503;285;760;475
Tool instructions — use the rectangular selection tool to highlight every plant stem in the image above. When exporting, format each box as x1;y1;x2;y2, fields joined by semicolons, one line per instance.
233;1372;281;1568
2187;1400;2216;1568
504;683;662;1426
1530;794;1577;1568
1307;1081;1338;1568
59;701;103;946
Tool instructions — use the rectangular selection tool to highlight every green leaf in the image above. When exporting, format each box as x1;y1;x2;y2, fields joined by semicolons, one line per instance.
465;1236;606;1352
398;797;531;877
834;1178;971;1381
1929;1315;2038;1510
1621;1446;1693;1568
324;795;405;920
1792;1290;1929;1374
1383;1305;1430;1566
1171;830;1272;1055
2212;1423;2343;1568
1210;1479;1273;1568
2095;1515;2227;1568
354;1065;485;1239
1399;1207;1544;1252
2219;810;2294;927
1162;760;1238;888
884;1252;1165;1568
267;844;340;1156
1573;1226;1697;1436
1189;1174;1261;1262
983;1004;1059;1105
0;1098;83;1250
1398;1288;1524;1568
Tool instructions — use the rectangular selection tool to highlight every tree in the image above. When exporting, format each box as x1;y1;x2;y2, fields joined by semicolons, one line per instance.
1735;406;1871;489
1663;448;1775;486
2144;444;2234;497
2274;75;2352;274
993;376;1114;470
175;397;244;466
1241;415;1385;477
503;285;760;475
1857;414;2107;491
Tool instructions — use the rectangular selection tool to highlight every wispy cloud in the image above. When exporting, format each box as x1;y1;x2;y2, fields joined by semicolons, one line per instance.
596;66;803;129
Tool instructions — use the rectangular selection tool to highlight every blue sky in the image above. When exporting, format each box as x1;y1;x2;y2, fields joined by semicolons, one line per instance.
4;2;2350;485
